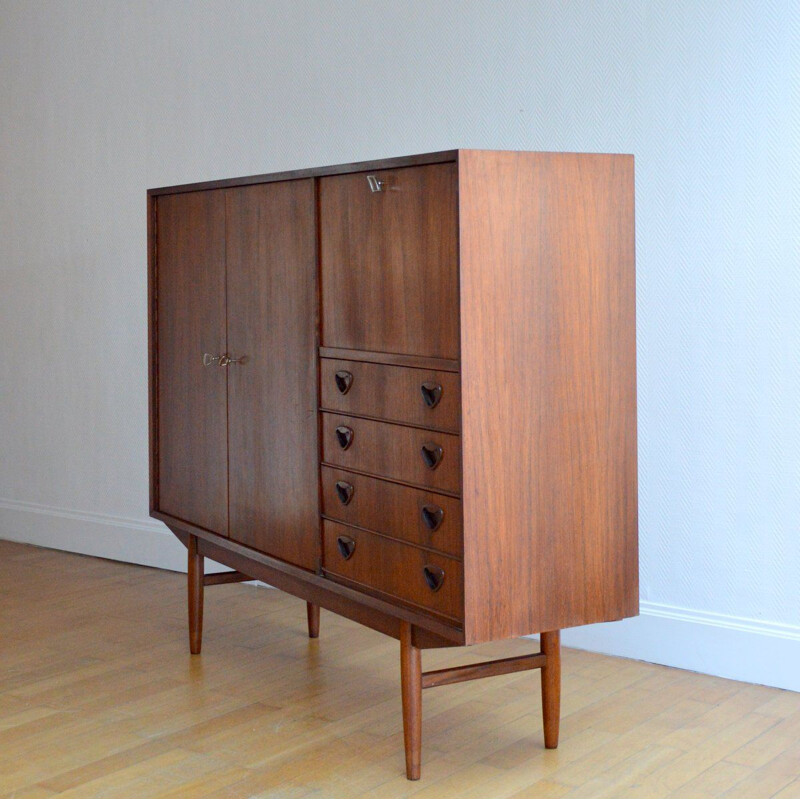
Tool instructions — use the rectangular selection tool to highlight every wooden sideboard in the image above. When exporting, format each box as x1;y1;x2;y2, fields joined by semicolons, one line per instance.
147;149;638;780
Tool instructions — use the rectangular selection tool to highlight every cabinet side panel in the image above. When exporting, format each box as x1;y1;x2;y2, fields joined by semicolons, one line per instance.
155;190;229;535
459;151;638;643
225;180;319;570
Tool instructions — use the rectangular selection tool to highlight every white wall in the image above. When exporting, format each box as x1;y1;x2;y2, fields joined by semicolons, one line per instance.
1;1;797;689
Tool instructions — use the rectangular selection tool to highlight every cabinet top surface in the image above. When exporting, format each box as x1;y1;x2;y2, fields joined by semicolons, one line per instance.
147;149;633;196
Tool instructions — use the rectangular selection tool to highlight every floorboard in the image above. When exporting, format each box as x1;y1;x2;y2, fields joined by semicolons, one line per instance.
1;540;797;798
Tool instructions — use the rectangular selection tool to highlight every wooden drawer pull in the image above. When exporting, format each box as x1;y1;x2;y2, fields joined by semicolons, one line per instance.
420;441;443;470
421;504;444;531
335;426;354;450
423;565;445;592
334;370;353;394
335;481;354;505
336;535;356;560
420;382;442;409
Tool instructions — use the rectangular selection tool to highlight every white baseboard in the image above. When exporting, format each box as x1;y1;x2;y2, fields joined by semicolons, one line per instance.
0;497;227;573
2;498;798;692
559;602;800;693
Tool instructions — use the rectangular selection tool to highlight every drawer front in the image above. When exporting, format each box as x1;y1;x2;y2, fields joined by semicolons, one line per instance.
321;413;461;493
319;163;460;359
321;466;462;557
323;520;463;621
320;358;460;432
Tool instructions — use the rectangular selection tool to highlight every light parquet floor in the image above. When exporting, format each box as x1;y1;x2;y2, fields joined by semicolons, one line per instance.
0;539;797;798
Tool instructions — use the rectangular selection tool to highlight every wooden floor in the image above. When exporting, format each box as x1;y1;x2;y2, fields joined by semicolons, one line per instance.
1;540;798;799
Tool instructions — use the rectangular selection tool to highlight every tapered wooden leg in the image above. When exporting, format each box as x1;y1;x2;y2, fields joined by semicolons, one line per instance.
306;602;320;638
188;535;204;655
541;629;561;748
400;621;422;780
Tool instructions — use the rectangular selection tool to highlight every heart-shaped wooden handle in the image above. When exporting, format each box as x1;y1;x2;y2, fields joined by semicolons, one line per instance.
335;371;353;394
335;481;354;505
337;536;356;560
335;426;354;450
423;565;445;592
420;382;443;409
421;504;444;531
420;441;443;470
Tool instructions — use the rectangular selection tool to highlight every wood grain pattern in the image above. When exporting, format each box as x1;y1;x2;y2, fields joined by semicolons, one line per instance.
322;521;464;621
457;150;638;642
320;358;461;432
320;163;460;359
321;413;461;494
225;180;319;569
155;190;228;536
320;466;463;557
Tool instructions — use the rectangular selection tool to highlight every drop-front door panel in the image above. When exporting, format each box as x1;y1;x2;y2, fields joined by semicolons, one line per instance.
319;163;460;359
156;190;228;536
225;180;319;569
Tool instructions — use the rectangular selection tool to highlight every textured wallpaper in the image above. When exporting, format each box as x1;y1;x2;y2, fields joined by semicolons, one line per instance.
0;0;796;629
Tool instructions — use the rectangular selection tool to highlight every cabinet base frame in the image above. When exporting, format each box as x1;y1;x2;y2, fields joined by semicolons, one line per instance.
178;528;561;781
164;518;462;647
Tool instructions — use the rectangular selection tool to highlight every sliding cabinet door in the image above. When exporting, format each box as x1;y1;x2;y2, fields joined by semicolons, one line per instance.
155;190;228;535
225;180;319;569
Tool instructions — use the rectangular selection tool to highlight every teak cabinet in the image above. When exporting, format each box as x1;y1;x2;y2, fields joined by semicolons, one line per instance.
148;150;638;780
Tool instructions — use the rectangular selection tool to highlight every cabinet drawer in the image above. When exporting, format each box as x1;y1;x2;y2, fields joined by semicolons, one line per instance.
321;413;461;494
321;466;462;557
320;163;460;359
323;521;463;621
320;358;460;432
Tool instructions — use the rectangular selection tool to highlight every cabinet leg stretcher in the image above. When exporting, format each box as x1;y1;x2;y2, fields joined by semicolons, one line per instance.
186;535;561;780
